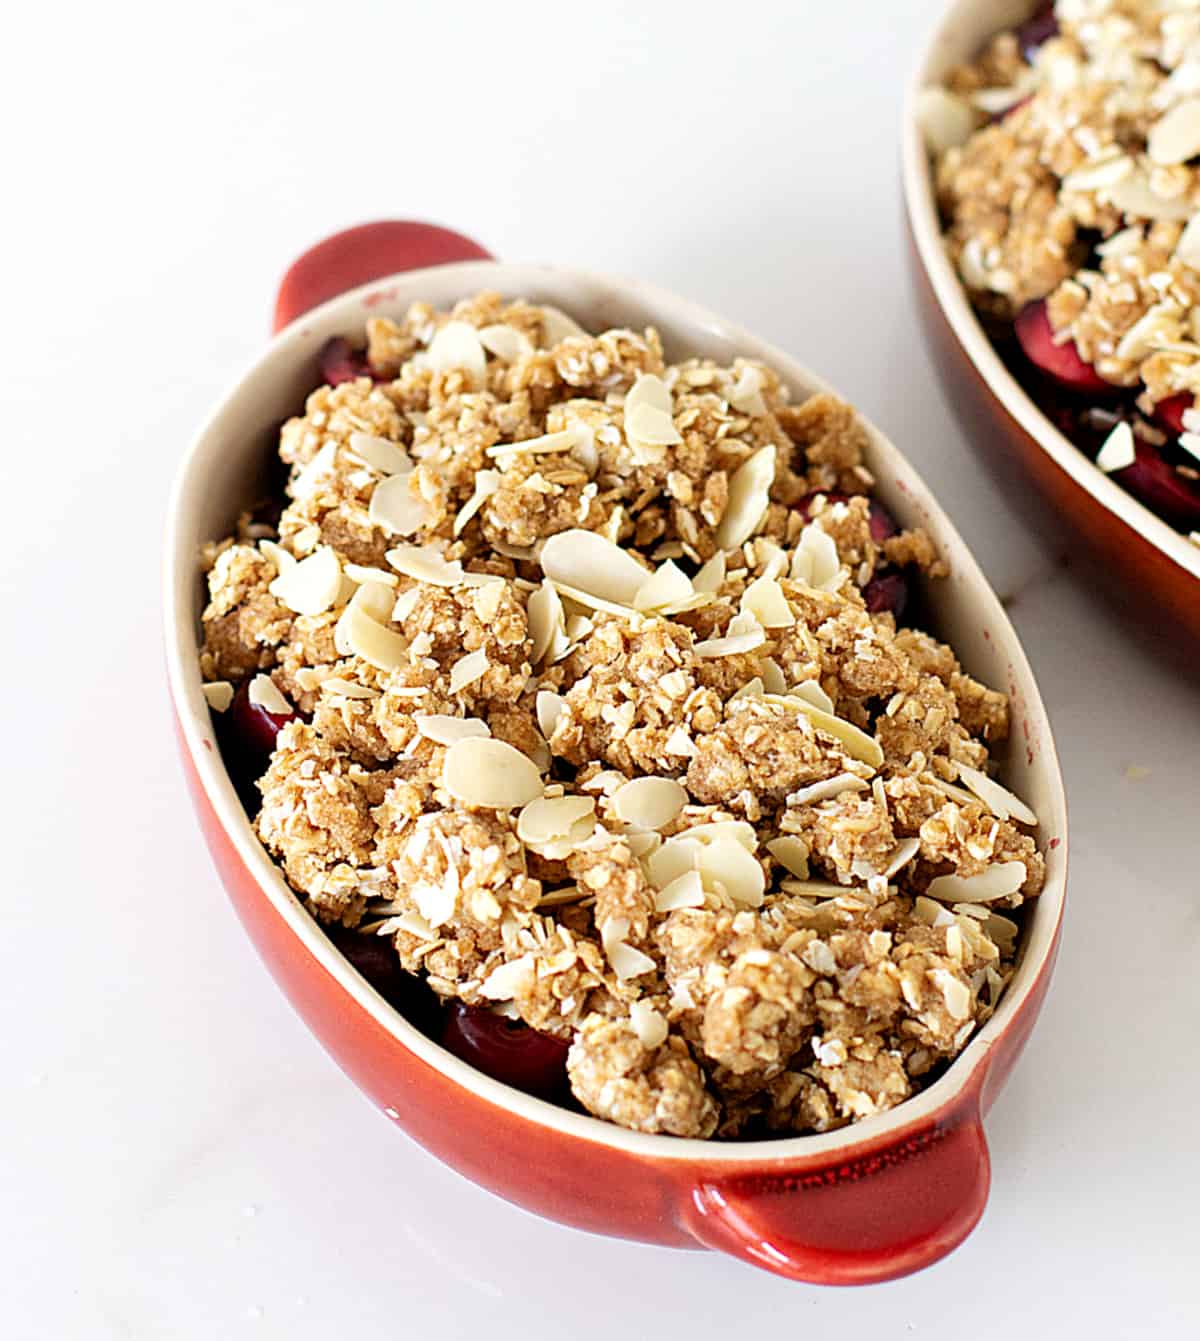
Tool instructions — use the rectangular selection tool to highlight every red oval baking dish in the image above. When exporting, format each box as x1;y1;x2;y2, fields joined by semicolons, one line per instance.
163;220;1068;1285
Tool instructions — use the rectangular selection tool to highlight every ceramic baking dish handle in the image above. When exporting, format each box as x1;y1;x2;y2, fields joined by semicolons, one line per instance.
684;1105;990;1286
272;220;493;333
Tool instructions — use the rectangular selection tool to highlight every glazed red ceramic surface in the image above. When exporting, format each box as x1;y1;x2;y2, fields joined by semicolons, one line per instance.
164;222;1067;1286
902;0;1200;645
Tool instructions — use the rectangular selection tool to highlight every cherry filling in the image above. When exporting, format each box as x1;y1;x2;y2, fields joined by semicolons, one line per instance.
228;678;297;756
326;927;445;1037
1154;392;1194;438
1016;2;1058;61
1015;301;1112;396
317;336;388;387
440;1003;570;1100
863;571;910;620
1111;436;1200;530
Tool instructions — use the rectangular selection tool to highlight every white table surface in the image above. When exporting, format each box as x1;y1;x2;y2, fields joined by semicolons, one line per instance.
4;1;1198;1336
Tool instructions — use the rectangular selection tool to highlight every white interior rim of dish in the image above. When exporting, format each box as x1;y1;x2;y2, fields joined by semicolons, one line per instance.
901;0;1200;584
163;257;1069;1165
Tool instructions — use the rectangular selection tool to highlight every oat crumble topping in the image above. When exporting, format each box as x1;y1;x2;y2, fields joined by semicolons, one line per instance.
199;290;1042;1140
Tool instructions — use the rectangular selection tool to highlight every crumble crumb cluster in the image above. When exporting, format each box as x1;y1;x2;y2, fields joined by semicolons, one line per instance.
199;290;1043;1140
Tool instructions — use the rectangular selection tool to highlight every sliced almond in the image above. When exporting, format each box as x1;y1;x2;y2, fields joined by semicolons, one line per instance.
1176;213;1200;269
268;545;342;615
645;835;704;891
449;648;489;694
479;953;536;1001
624;372;673;418
540;528;648;606
414;715;490;746
715;445;775;551
1096;421;1136;473
426;320;487;388
442;737;544;809
290;441;338;500
528;579;567;664
684;820;757;851
391;585;422;623
741;575;794;628
536;689;566;740
926;861;1027;904
773;696;884;769
202;681;234;712
611;777;688;831
698;837;765;908
625;402;682;447
1102;170;1195;222
248;674;292;716
653;869;706;913
694;611;767;658
517;795;595;848
790;678;836;715
478;324;531;363
258;539;296;575
320;678;379;700
760;658;787;695
692;550;727;593
370;472;433;536
915;86;978;154
1149;97;1200;165
539;305;589;345
348;431;412;475
386;545;467;587
629;999;669;1049
487;429;581;460
955;765;1038;826
342;600;409;672
607;942;657;981
454;469;501;537
413;881;457;928
343;563;399;587
883;836;922;879
766;836;810;879
633;560;694;612
785;773;869;807
392;910;437;942
728;365;768;417
790;524;842;591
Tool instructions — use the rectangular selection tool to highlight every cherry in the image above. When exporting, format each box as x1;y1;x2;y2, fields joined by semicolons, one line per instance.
228;677;297;757
326;927;445;1037
1016;2;1058;61
1110;437;1200;530
1153;392;1193;438
317;336;389;387
863;571;910;620
1015;301;1112;396
440;1002;570;1100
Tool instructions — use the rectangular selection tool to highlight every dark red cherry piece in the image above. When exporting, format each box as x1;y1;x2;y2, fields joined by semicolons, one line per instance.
228;678;297;758
1112;438;1200;530
325;927;444;1035
1015;301;1112;395
317;336;378;386
440;1002;570;1099
1153;392;1193;437
1016;2;1058;61
863;571;910;620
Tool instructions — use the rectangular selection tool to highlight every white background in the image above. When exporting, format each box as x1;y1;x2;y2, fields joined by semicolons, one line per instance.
3;1;1198;1336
